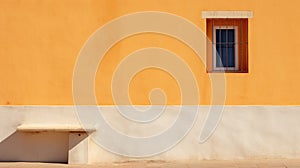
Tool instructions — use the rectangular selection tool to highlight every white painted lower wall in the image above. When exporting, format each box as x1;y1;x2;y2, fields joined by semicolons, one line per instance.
0;106;299;163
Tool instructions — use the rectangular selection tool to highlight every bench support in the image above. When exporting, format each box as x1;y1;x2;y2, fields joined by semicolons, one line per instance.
68;132;89;164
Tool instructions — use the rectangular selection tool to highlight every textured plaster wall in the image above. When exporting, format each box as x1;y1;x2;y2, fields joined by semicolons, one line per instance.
0;0;299;105
0;106;299;163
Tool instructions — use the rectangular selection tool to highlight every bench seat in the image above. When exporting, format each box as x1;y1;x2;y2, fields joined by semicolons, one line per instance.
17;124;96;133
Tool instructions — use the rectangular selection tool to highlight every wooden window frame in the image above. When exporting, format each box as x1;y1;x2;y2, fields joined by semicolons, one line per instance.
206;18;248;73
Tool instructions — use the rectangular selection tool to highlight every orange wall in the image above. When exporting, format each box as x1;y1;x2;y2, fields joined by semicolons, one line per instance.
0;0;300;105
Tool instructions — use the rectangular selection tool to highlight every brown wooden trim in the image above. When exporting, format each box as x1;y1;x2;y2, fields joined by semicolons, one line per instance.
206;18;248;73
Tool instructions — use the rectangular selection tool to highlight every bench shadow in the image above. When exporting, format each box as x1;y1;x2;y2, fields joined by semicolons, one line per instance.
0;131;87;163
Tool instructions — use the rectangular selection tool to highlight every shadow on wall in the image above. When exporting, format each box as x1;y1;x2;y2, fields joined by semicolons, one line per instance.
0;131;86;163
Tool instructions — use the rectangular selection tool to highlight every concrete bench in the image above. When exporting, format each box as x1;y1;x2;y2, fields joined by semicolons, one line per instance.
16;124;96;164
17;124;95;133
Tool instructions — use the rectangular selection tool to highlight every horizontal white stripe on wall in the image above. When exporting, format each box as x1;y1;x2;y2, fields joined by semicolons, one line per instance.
0;105;299;162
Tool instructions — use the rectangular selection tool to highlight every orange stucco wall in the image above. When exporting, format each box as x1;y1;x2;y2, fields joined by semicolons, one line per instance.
0;0;299;105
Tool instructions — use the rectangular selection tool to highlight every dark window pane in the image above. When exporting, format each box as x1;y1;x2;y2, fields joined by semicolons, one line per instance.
227;45;235;67
216;44;221;67
227;29;235;42
216;29;220;43
221;30;226;42
216;30;220;43
215;28;236;68
216;44;224;67
221;44;226;66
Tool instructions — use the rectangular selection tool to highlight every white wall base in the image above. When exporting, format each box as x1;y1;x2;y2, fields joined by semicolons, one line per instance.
0;106;299;163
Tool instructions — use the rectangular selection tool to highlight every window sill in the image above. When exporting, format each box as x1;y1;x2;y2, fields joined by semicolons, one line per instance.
207;70;248;73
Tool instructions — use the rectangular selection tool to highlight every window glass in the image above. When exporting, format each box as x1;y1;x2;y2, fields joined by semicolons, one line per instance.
216;29;235;68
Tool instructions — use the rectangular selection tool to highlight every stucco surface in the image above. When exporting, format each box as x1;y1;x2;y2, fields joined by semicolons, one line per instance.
0;0;299;105
0;106;299;163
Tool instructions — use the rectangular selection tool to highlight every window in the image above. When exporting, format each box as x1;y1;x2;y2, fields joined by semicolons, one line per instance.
214;26;238;70
206;18;248;73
